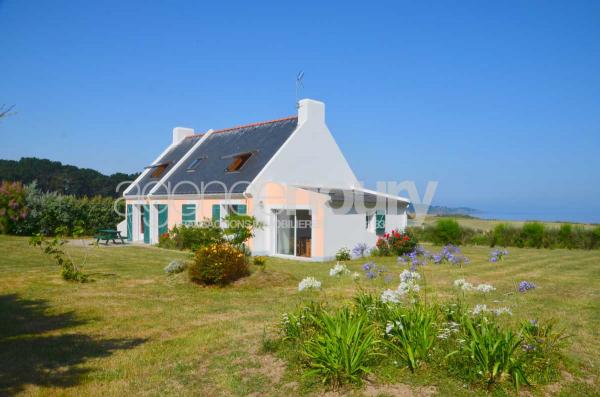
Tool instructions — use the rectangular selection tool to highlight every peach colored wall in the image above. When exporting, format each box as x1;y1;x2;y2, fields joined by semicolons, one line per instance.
127;198;254;248
257;182;327;258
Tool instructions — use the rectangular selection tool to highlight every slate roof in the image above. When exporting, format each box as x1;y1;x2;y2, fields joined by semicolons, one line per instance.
148;116;298;196
125;134;203;197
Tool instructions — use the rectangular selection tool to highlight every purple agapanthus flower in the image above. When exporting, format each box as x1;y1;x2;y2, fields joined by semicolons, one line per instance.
362;262;373;271
352;242;369;258
519;281;536;292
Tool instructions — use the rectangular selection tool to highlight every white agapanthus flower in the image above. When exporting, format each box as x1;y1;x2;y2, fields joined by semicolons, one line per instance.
472;304;488;315
476;283;496;293
385;322;394;335
351;272;361;281
381;289;401;304
398;280;420;295
493;307;513;316
298;277;321;291
400;270;421;283
329;262;350;277
454;279;473;291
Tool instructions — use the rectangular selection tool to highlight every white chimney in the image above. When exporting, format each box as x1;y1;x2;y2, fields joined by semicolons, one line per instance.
172;127;195;144
298;98;325;125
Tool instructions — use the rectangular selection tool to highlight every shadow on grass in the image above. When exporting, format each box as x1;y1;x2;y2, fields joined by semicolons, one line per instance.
0;294;146;396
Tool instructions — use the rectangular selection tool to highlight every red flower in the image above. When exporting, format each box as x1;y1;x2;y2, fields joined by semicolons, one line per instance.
403;235;409;241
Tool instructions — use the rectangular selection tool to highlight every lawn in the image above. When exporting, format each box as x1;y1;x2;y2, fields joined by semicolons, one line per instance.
0;235;599;396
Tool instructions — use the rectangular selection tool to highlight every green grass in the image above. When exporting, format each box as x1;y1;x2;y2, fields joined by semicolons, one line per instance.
0;235;599;396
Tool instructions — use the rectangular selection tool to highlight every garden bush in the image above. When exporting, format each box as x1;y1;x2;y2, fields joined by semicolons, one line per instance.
188;242;249;285
521;222;545;248
373;228;417;256
334;247;351;261
9;182;123;236
159;222;224;250
415;218;600;250
430;218;462;245
253;256;267;266
0;181;28;234
164;260;187;274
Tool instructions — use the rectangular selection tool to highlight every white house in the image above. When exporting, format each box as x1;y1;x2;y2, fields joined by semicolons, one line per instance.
122;99;410;261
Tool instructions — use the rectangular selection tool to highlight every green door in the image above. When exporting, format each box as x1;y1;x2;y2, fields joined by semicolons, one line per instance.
126;204;132;241
143;205;150;244
158;204;168;237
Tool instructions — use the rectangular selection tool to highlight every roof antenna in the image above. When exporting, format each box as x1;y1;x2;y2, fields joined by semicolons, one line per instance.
295;71;304;108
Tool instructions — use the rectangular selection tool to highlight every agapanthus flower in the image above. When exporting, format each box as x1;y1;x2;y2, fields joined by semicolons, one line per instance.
381;289;401;304
519;281;536;292
352;242;369;258
453;279;473;290
400;269;421;283
298;277;321;291
476;283;496;293
329;263;350;277
472;304;488;315
493;307;512;316
351;272;360;281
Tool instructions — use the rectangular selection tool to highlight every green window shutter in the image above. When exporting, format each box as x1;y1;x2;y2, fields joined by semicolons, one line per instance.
158;204;168;236
375;210;386;236
212;204;221;224
237;204;247;215
143;205;150;244
126;204;133;241
182;204;196;225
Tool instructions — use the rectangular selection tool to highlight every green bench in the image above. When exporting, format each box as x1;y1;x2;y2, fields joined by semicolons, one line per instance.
95;229;125;245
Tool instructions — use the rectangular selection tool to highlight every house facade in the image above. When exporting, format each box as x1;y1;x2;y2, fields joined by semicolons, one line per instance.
122;99;409;261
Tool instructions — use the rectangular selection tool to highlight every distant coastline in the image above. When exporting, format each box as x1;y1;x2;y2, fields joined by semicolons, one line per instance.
418;205;599;225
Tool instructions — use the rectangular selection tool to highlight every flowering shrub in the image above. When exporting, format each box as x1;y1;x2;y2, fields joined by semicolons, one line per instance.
374;228;417;256
188;242;249;285
164;260;186;274
490;248;509;262
351;242;369;258
519;281;536;293
335;247;351;261
0;181;28;234
329;262;350;277
298;276;322;291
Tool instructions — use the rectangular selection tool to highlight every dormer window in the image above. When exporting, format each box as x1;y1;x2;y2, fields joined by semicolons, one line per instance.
225;152;253;172
187;156;207;172
146;162;170;179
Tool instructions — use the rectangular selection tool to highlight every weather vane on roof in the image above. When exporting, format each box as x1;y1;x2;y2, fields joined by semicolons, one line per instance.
296;71;304;108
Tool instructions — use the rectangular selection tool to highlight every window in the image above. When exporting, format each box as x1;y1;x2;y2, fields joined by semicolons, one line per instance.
225;152;253;172
182;204;196;225
186;156;207;172
366;213;374;230
147;162;170;179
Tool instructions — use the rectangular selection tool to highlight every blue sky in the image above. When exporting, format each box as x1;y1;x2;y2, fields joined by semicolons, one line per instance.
1;1;599;221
